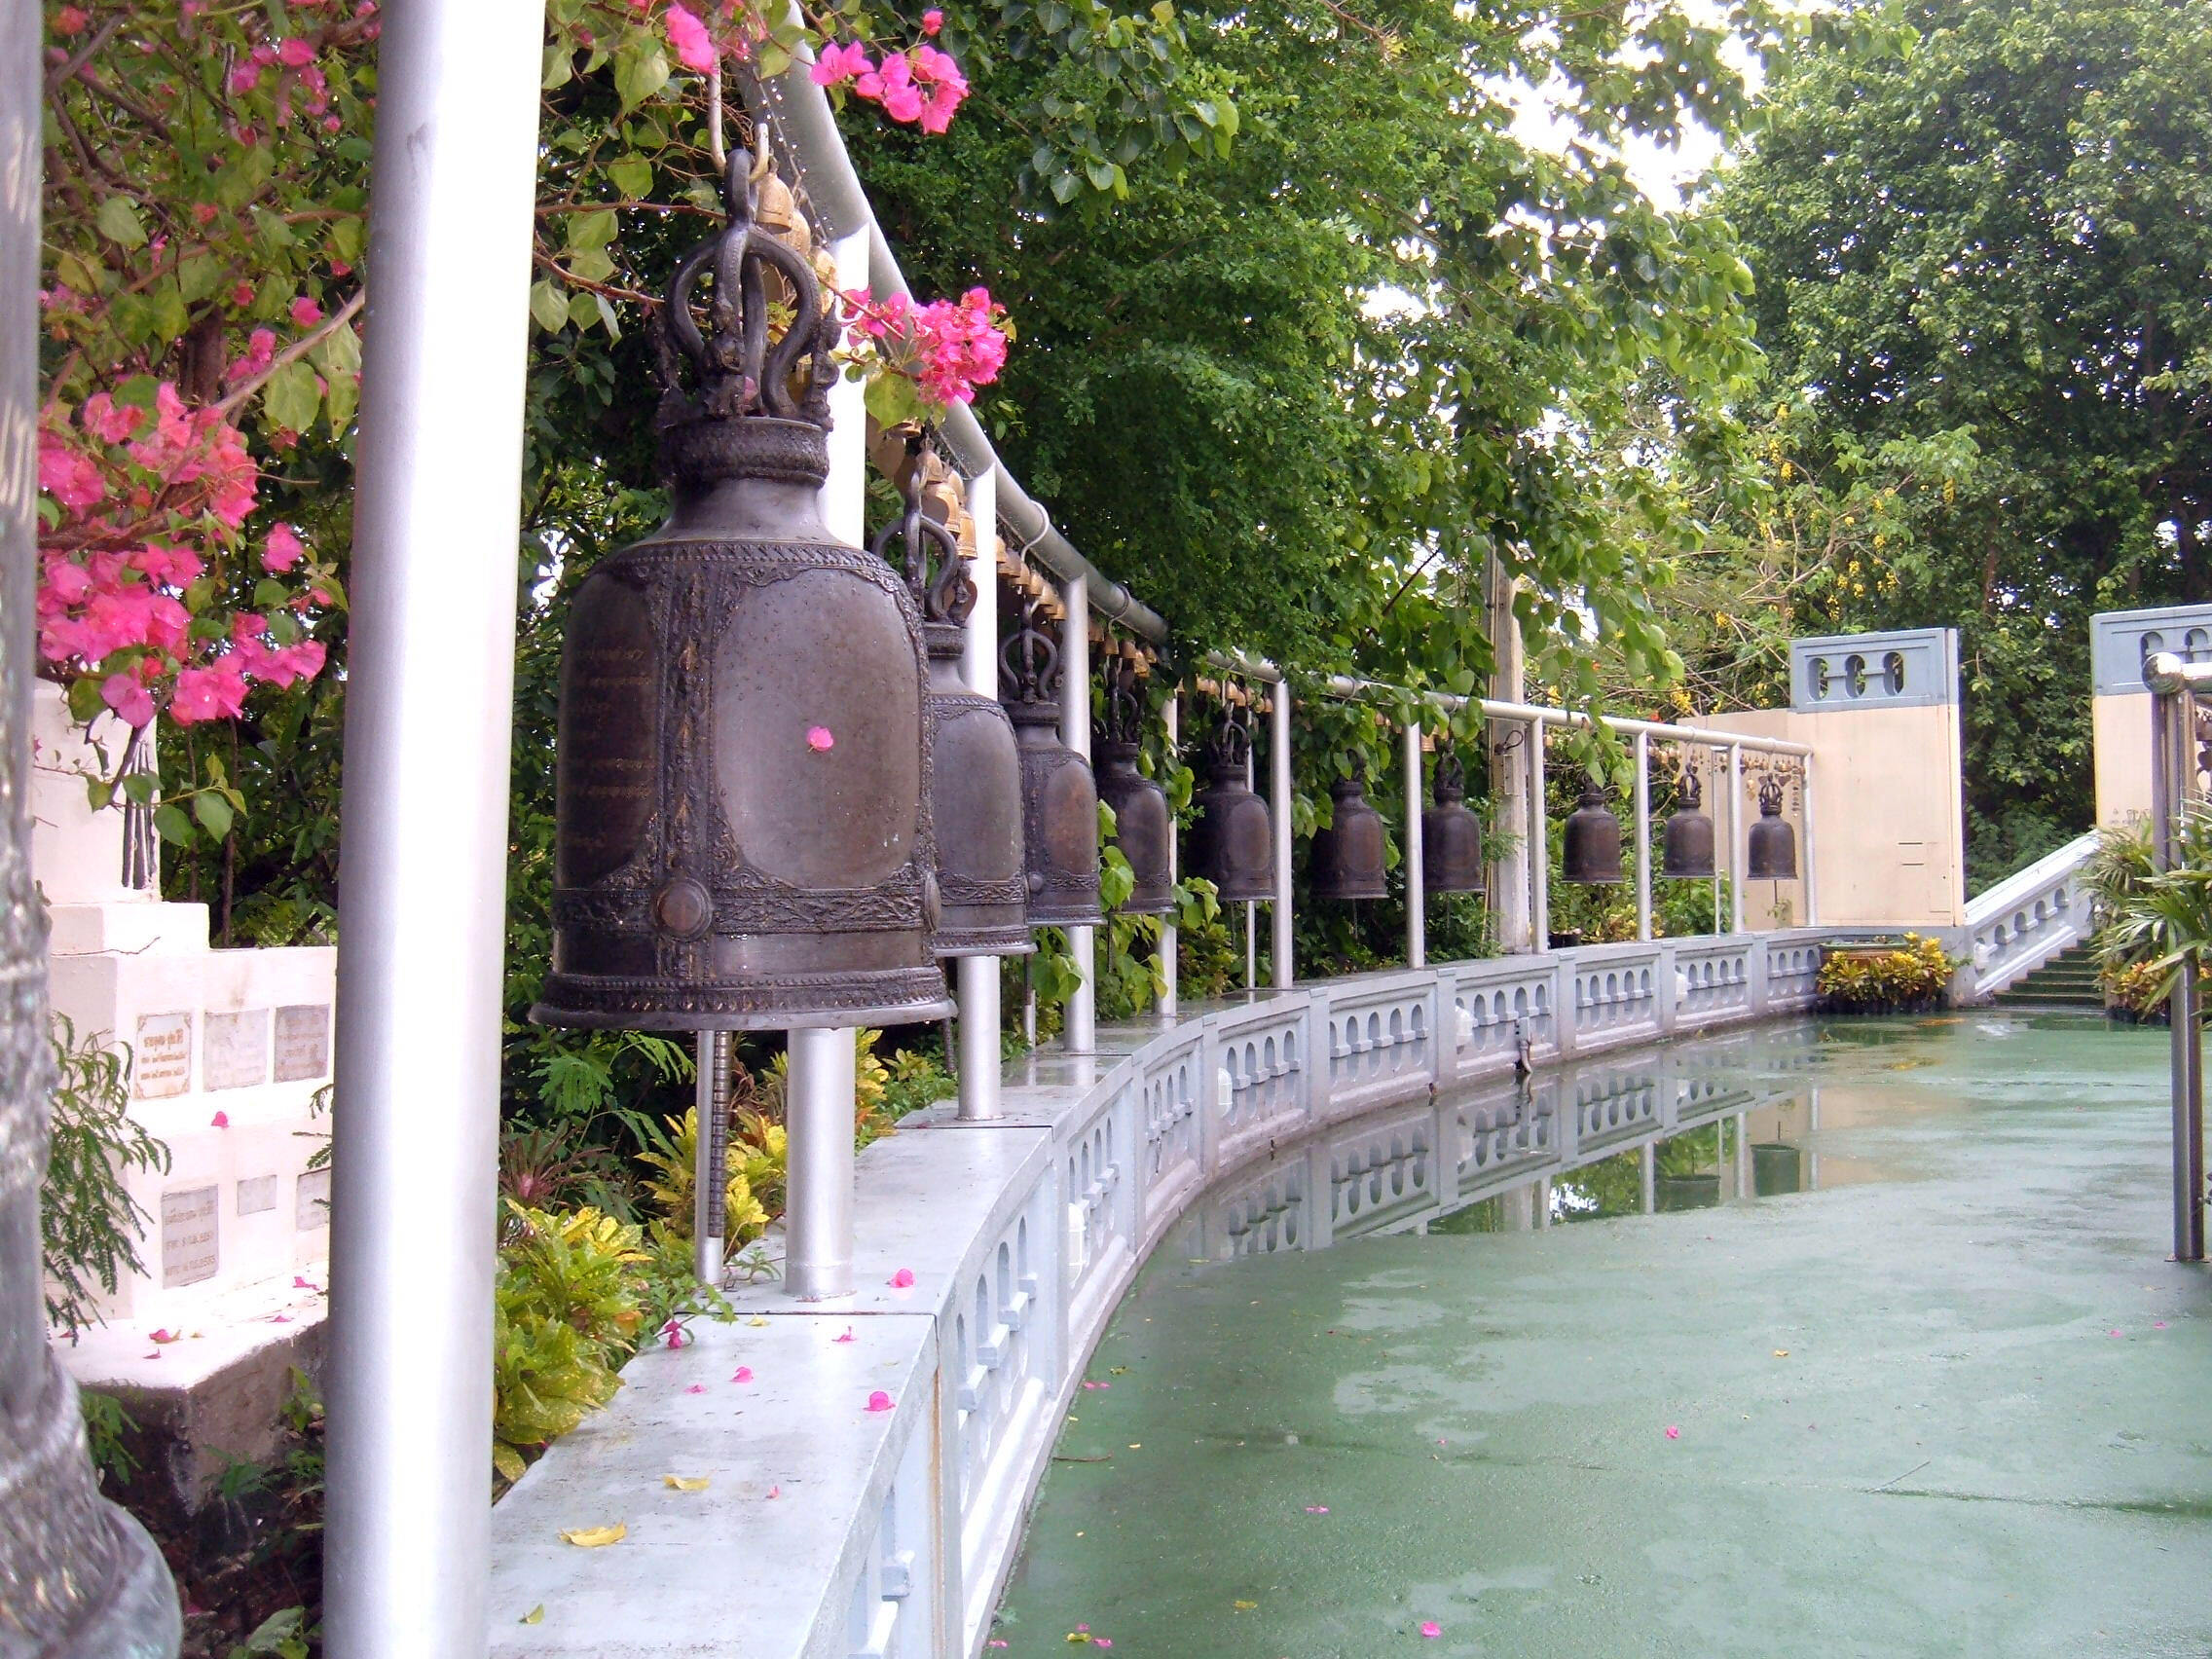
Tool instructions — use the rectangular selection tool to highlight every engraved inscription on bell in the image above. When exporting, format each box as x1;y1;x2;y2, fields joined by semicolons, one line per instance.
1040;758;1097;873
717;567;920;891
556;577;659;889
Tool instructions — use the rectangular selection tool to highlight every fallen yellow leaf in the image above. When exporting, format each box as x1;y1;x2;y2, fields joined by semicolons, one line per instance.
559;1523;628;1548
520;1605;544;1625
1234;1600;1258;1611
749;1316;770;1327
1773;1349;1790;1358
663;1475;710;1492
1126;1444;1141;1450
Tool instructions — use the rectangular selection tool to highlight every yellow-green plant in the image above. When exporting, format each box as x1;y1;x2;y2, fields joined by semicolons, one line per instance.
492;1201;649;1484
635;1107;779;1244
1815;934;1958;1014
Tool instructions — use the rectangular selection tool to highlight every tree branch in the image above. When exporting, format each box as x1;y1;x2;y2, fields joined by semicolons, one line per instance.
211;289;365;420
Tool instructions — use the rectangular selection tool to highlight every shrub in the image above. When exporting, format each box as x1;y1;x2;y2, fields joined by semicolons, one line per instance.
1816;935;1958;1014
43;1015;169;1337
492;1201;649;1484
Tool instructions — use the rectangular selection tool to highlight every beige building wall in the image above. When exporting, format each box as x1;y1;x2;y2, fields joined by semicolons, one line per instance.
2092;692;2154;829
2089;604;2212;829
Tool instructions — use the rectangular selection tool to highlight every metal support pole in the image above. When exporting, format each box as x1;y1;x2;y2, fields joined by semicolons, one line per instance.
1634;729;1652;942
1161;691;1179;1017
2151;682;2206;1261
1640;1142;1656;1215
1;0;179;1644
1529;719;1549;950
1726;743;1745;935
1061;573;1095;1050
323;4;543;1651
1272;684;1294;989
1801;752;1820;928
957;466;1003;1117
693;1032;728;1286
1708;747;1721;935
1404;718;1425;968
785;1028;857;1298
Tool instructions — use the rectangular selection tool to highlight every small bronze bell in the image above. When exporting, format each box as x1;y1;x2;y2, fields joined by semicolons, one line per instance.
534;145;951;1032
1421;752;1484;895
1000;602;1104;927
1092;661;1175;916
1747;773;1798;880
1661;764;1715;880
1561;782;1624;885
874;441;1032;959
1186;708;1275;903
1309;764;1388;902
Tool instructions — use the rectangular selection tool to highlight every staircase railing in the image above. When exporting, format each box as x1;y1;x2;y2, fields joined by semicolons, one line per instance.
1962;830;2101;999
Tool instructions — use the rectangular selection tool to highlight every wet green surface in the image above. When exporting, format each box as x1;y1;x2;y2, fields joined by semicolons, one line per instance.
993;1014;2212;1657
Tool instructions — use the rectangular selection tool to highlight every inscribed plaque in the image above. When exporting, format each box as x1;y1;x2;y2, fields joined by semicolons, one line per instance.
162;1186;219;1287
237;1175;279;1215
204;1009;271;1091
296;1168;331;1231
273;1004;330;1083
133;1012;193;1099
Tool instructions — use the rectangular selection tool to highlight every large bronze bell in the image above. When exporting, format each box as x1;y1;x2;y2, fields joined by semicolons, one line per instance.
1561;782;1624;885
1661;763;1715;879
1309;764;1388;901
1092;661;1175;916
1421;751;1484;895
1186;708;1275;903
534;150;952;1032
1000;602;1104;926
1747;773;1798;880
874;443;1032;958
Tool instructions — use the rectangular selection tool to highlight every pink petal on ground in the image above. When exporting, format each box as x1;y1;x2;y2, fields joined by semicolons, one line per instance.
1420;1621;1442;1639
2110;1329;2123;1337
833;1328;855;1344
987;1643;1009;1649
866;1389;895;1412
1304;1505;1328;1514
1094;1641;1113;1649
1664;1425;1681;1440
766;1485;781;1498
149;1328;177;1343
269;1313;292;1324
806;724;834;751
889;1268;916;1288
210;1111;230;1128
732;1367;754;1382
2155;1321;2169;1329
292;1276;319;1291
685;1384;707;1394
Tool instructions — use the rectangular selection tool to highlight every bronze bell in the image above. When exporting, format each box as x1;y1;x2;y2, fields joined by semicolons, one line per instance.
1309;764;1388;902
1661;764;1715;879
1421;751;1484;895
1000;602;1104;926
533;148;953;1033
1747;773;1798;880
1561;781;1624;885
1186;709;1275;902
1092;662;1175;916
874;442;1032;959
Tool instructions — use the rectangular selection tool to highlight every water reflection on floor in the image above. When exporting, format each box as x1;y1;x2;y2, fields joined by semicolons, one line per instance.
993;1012;2212;1659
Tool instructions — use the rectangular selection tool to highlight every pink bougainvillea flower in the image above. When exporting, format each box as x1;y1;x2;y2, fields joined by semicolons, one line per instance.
100;673;155;726
922;7;943;31
2155;1320;2170;1329
732;1366;754;1382
1663;1424;1681;1439
149;1328;178;1344
833;1328;856;1344
293;1276;318;1290
810;38;873;87
663;1;716;71
1419;1621;1442;1639
55;5;88;33
227;327;277;384
82;392;143;444
210;1110;231;1128
276;37;316;65
866;1389;895;1412
889;1267;916;1288
766;1484;781;1498
170;664;250;724
231;280;257;308
1304;1505;1328;1514
289;295;324;327
806;725;834;751
662;1319;690;1349
263;522;306;572
685;1383;707;1394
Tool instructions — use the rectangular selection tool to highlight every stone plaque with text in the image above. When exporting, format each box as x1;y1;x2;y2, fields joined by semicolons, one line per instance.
296;1168;331;1231
133;1012;192;1099
237;1175;279;1215
273;1004;331;1083
204;1009;271;1091
162;1186;219;1287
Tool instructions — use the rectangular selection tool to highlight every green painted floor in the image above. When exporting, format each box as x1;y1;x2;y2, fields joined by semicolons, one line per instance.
992;1014;2212;1658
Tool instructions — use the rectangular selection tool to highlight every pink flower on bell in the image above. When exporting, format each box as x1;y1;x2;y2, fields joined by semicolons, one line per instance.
806;725;834;752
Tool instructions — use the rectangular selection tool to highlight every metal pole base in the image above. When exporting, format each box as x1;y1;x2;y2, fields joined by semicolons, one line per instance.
784;1026;857;1299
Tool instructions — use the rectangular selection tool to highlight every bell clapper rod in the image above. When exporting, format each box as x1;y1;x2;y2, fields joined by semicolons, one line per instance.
1161;691;1180;1018
785;1027;858;1298
693;1032;728;1286
322;2;546;1652
1271;683;1295;989
1404;717;1426;969
1529;719;1548;949
956;467;1003;1118
1060;572;1096;1051
1634;729;1652;942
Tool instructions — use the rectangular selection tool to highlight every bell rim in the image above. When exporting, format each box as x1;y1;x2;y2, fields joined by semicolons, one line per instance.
931;923;1039;958
529;968;955;1032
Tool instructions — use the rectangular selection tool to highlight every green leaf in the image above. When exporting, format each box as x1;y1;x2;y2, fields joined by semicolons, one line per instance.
567;207;618;252
146;279;190;345
568;290;602;331
65;677;104;725
593;293;622;343
95;196;147;248
614;43;670;110
152;804;192;847
530;278;570;334
192;793;235;839
607;156;652;198
312;323;361;435
83;775;115;813
176;253;223;306
262;359;321;436
118;772;158;806
542;43;574;90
